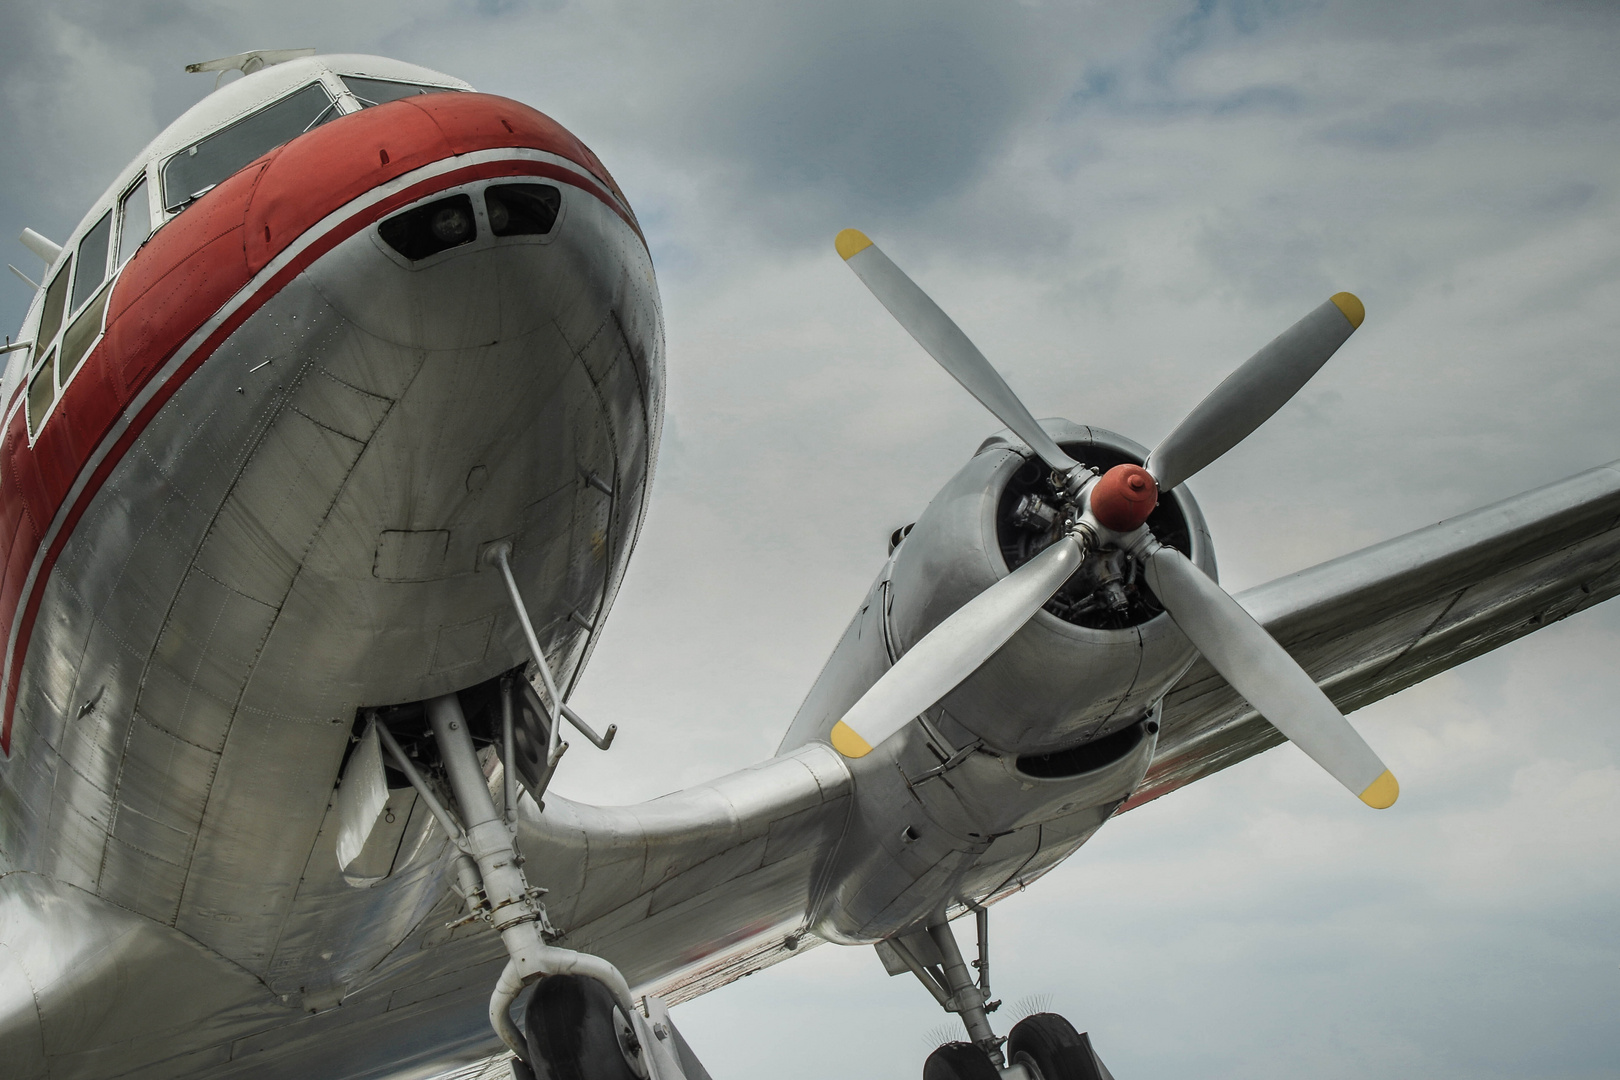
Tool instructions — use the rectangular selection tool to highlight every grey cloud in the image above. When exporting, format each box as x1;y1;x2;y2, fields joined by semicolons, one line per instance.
697;3;1041;211
1317;100;1445;150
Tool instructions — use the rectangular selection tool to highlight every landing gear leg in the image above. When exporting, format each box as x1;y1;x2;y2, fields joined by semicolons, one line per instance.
888;907;1118;1080
929;918;1002;1064
884;910;1005;1075
374;547;715;1079
421;694;643;1073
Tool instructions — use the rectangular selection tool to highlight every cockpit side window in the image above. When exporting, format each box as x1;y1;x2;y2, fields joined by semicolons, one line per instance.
35;261;72;364
70;211;112;313
162;83;339;213
342;77;454;108
117;177;152;268
27;349;56;440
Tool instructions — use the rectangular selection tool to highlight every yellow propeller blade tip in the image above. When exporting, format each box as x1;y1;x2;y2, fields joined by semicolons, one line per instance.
1330;291;1365;329
1358;769;1399;809
830;720;873;758
835;229;873;261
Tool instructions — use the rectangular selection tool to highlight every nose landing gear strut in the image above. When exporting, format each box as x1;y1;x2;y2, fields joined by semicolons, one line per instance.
879;907;1118;1080
366;543;712;1080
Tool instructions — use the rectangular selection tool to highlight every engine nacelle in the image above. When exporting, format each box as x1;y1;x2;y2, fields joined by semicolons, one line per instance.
894;420;1214;755
780;420;1215;761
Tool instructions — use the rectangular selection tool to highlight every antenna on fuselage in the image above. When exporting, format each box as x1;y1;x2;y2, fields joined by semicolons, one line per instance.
185;48;316;90
10;228;58;291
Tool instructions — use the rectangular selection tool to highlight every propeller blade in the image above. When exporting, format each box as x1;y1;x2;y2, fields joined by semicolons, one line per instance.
1144;294;1364;492
831;533;1088;758
1142;544;1398;808
836;229;1079;475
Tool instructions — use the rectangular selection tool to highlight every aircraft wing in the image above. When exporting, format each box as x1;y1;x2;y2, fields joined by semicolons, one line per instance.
1129;461;1620;809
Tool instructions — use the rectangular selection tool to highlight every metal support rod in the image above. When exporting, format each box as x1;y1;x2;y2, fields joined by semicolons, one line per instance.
488;543;567;755
522;678;614;752
972;902;991;998
501;675;518;825
532;738;568;805
8;264;41;290
490;542;616;751
428;696;519;876
375;719;468;849
562;700;615;750
930;920;1002;1065
889;938;953;1009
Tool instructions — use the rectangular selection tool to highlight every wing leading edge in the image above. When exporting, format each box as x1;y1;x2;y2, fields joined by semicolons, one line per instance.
1130;461;1620;810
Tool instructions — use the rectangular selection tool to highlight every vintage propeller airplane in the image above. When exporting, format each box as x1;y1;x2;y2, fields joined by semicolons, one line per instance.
2;48;1616;1080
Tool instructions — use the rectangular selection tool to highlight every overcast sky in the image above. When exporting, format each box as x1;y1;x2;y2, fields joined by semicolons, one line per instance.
4;2;1618;1078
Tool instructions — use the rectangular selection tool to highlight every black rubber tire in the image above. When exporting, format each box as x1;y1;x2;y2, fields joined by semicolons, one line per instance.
1007;1013;1105;1080
523;974;640;1080
509;1057;539;1080
923;1041;1000;1080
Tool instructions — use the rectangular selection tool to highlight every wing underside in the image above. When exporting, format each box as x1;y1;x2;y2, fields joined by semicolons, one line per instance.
1130;462;1620;809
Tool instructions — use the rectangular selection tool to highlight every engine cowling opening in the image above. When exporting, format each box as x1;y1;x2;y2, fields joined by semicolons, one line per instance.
996;439;1194;630
1015;717;1148;779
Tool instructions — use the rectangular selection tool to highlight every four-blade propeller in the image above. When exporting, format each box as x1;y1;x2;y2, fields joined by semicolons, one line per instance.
827;229;1397;809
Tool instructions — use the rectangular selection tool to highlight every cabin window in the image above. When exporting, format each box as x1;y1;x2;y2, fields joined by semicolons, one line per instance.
162;83;338;213
27;348;55;439
485;184;561;237
59;282;111;386
35;261;72;365
70;211;112;313
342;77;454;107
117;177;152;267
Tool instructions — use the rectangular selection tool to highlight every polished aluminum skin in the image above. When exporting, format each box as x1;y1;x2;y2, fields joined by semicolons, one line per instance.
6;52;1620;1080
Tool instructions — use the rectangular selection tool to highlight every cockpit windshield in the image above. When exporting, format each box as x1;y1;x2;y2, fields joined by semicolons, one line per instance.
161;83;339;213
342;76;455;107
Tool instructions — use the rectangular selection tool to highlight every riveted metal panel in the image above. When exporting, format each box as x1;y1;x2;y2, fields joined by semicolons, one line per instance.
40;779;111;889
290;372;392;445
109;717;218;866
191;410;366;607
137;570;278;752
98;836;188;923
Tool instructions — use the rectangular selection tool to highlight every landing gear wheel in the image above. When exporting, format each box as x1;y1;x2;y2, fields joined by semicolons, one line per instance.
1007;1013;1108;1080
523;974;644;1080
923;1041;1000;1080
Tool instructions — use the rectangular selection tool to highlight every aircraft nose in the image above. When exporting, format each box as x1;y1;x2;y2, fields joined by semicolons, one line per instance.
240;90;639;276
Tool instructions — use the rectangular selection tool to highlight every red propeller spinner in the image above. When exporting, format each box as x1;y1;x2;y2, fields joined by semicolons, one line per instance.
1089;464;1158;532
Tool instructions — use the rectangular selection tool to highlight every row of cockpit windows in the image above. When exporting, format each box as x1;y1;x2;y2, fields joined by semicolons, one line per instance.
18;76;456;442
24;173;154;438
161;77;454;213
